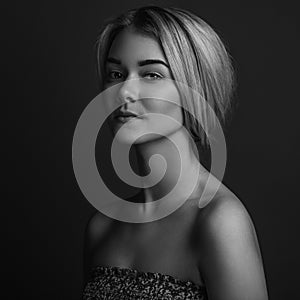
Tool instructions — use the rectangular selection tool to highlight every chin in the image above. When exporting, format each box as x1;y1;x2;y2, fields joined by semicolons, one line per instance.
113;132;165;146
133;133;164;144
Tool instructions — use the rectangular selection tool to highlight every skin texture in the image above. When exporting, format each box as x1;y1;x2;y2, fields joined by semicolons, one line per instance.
83;27;269;299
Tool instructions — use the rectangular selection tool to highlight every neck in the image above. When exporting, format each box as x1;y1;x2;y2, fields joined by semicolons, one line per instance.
133;127;208;205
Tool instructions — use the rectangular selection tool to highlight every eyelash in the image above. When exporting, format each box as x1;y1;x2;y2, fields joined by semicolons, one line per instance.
106;71;163;81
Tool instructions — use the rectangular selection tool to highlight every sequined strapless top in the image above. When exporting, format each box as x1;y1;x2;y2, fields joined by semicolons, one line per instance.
83;265;207;299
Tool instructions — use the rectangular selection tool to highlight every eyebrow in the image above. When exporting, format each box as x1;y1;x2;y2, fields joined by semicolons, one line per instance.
106;57;170;69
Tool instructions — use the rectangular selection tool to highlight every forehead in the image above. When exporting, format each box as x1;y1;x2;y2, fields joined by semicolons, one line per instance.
108;27;166;62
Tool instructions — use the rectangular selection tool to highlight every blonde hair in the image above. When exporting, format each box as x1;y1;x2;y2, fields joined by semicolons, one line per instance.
95;6;236;148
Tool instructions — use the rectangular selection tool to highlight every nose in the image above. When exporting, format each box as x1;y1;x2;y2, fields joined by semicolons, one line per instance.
117;78;139;105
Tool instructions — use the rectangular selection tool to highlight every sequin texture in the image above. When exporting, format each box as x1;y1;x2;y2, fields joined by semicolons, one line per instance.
83;265;207;299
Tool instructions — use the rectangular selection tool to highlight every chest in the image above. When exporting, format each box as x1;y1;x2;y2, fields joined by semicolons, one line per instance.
91;203;204;286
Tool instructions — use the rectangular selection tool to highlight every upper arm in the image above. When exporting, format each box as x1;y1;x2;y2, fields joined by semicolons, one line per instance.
197;197;269;300
83;211;111;286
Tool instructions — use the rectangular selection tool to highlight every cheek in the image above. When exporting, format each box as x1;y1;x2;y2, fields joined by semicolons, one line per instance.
141;100;183;136
141;82;182;114
142;98;183;125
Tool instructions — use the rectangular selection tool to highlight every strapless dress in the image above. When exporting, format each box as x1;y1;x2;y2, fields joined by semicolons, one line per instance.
83;265;207;299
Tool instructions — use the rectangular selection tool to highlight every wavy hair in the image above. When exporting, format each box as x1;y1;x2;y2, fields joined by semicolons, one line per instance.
95;6;236;148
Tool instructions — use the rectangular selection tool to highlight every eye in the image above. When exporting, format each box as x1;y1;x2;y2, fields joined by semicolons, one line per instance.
144;72;163;80
107;71;123;80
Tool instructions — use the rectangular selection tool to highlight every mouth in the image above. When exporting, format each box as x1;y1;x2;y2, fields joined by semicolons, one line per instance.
115;115;138;123
114;111;140;123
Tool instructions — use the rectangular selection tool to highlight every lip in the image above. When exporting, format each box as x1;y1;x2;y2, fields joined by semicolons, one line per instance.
114;110;139;118
115;115;139;122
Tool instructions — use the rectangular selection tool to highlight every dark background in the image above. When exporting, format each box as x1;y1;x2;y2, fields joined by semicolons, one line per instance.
4;0;299;299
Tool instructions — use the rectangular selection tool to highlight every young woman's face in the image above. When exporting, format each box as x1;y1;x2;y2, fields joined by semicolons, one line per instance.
104;27;184;144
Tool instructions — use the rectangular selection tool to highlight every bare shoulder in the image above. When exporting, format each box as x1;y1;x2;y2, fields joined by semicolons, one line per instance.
84;210;113;243
194;191;269;299
196;192;255;235
195;191;260;256
83;211;113;286
83;211;113;265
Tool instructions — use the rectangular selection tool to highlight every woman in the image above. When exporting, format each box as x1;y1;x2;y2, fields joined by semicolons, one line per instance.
82;5;269;300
